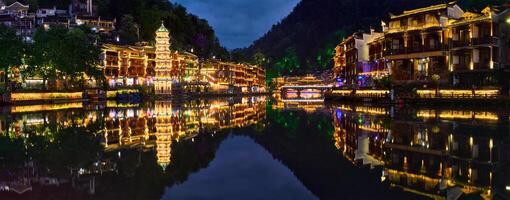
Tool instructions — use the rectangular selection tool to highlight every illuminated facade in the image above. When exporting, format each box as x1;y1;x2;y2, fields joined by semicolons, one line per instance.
334;3;510;88
100;23;265;94
382;3;464;83
449;7;500;87
201;59;266;93
74;15;115;32
154;23;174;94
102;44;157;88
334;30;385;87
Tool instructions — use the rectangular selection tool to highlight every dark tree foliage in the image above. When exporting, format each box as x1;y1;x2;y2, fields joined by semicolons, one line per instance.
95;0;229;59
238;0;507;76
8;0;229;59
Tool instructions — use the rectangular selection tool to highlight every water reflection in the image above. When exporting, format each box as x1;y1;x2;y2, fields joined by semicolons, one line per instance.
0;97;267;198
331;104;510;199
1;98;509;199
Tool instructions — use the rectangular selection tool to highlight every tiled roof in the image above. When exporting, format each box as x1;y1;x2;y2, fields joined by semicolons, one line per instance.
390;2;455;19
5;1;29;11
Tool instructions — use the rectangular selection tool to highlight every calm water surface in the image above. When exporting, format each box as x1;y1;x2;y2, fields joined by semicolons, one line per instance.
0;97;509;200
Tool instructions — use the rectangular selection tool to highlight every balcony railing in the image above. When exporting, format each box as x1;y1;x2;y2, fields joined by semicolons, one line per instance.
385;49;406;56
472;37;496;46
452;40;470;48
452;37;496;48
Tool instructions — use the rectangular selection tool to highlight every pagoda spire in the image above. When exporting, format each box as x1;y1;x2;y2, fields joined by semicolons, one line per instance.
157;21;168;32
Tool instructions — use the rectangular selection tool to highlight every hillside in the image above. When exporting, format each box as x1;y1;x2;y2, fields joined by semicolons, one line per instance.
3;0;229;59
236;0;507;79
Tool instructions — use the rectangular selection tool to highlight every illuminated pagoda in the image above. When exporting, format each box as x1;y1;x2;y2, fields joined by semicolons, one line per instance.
154;22;174;95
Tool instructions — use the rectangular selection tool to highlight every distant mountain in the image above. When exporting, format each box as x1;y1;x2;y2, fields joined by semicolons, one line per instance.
236;0;507;79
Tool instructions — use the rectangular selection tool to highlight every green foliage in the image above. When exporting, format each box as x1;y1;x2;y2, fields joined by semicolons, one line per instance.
374;75;393;89
25;26;101;89
0;136;26;168
274;48;300;75
0;25;25;90
252;52;269;67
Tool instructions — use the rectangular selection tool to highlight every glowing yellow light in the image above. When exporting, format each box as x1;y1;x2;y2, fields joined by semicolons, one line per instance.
489;139;493;149
11;102;83;113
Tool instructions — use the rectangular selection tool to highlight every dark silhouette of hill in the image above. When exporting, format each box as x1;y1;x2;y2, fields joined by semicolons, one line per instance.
235;0;507;78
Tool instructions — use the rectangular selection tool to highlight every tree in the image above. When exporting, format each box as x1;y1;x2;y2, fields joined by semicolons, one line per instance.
25;27;66;89
26;26;101;90
0;25;24;91
274;47;300;76
252;52;269;67
58;28;102;88
119;15;140;44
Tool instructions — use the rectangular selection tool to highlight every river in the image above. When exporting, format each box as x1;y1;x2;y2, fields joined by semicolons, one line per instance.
0;97;509;200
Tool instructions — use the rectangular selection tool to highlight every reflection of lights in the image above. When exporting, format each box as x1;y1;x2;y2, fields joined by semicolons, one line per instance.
127;110;135;118
11;103;83;113
417;110;499;121
11;92;82;101
417;89;499;98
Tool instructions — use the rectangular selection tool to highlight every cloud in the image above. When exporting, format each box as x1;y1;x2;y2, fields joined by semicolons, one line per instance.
173;0;300;49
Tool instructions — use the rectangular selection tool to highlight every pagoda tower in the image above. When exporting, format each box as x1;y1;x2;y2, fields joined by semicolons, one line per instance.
154;22;173;95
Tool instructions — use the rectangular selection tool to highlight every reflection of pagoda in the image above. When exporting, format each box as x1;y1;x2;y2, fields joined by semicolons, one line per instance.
155;129;172;170
101;98;268;169
154;102;178;169
154;22;173;95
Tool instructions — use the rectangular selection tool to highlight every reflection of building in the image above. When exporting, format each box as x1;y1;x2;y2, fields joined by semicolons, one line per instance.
101;98;267;169
332;104;510;199
332;105;388;168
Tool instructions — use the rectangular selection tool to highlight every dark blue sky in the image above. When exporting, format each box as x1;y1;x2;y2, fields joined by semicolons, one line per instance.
173;0;300;49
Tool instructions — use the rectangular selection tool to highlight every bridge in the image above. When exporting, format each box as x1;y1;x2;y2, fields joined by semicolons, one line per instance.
280;85;332;99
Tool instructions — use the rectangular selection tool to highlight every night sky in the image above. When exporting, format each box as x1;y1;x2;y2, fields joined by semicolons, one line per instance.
173;0;300;50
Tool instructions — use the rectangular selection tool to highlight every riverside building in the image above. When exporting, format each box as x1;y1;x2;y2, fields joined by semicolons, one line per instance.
333;30;384;87
333;2;510;89
100;23;266;94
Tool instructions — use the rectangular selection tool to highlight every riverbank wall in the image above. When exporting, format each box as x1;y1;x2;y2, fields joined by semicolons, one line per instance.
324;89;510;106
